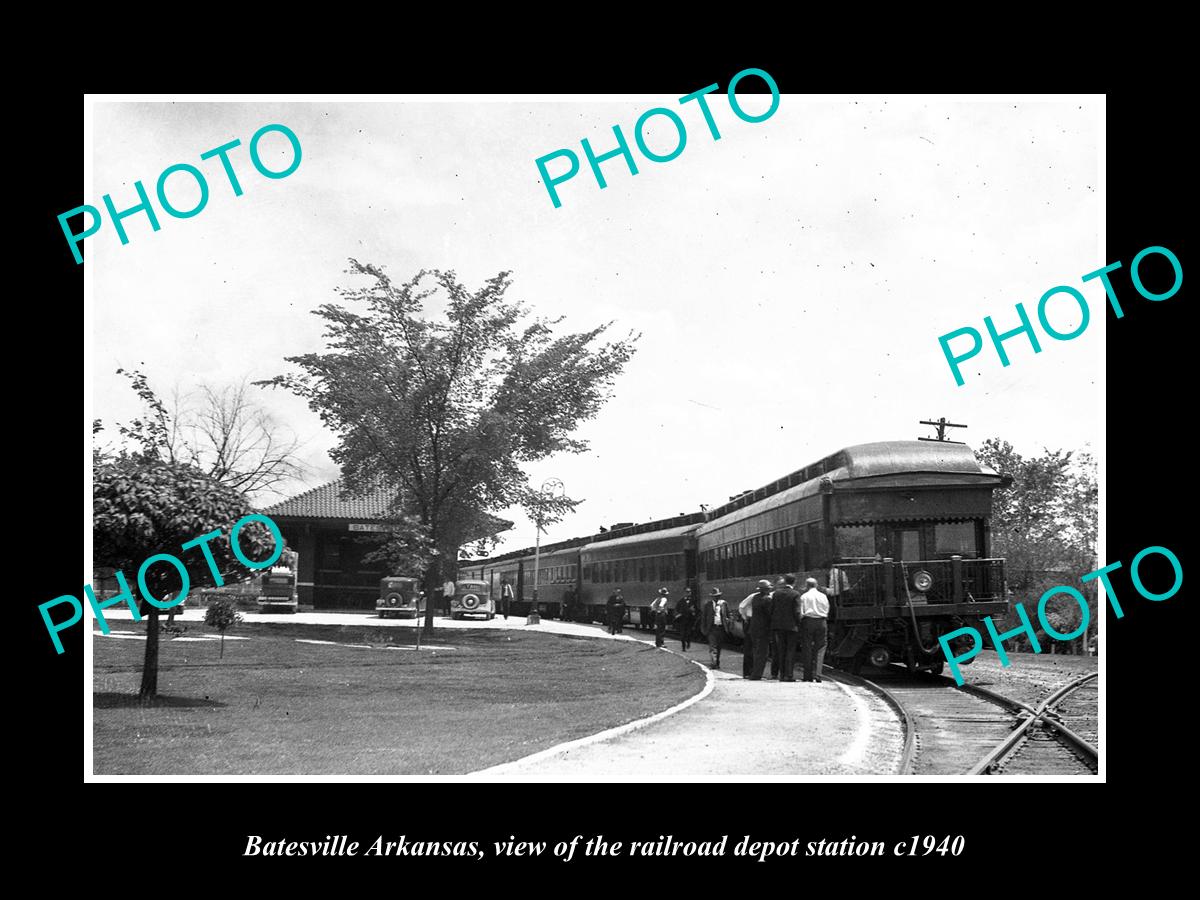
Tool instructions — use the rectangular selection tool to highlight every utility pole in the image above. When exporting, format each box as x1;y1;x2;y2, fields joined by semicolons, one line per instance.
918;417;968;443
528;478;564;625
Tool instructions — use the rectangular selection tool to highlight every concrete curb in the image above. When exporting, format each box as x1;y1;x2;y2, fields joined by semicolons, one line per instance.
466;640;716;779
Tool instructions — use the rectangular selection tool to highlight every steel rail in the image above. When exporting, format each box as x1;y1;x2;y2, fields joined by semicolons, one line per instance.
967;671;1098;775
822;665;917;775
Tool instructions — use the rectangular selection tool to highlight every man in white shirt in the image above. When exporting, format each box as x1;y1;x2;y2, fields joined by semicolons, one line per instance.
700;589;731;669
799;577;831;682
650;588;670;647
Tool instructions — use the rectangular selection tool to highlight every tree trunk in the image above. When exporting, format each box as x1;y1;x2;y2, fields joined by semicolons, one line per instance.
421;558;442;636
220;632;225;659
139;608;160;699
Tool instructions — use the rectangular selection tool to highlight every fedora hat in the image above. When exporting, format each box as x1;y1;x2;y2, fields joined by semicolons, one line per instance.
709;588;723;597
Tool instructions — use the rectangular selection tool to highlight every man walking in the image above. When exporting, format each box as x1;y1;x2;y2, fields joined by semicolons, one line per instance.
700;588;731;669
739;579;774;679
675;588;697;651
799;576;831;682
650;588;670;647
501;580;514;620
607;589;627;635
770;575;802;681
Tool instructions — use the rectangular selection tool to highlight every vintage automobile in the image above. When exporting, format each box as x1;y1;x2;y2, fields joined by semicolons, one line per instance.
450;579;494;620
376;576;425;618
257;569;299;613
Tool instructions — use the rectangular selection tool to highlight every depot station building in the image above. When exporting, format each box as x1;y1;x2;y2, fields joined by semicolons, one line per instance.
261;479;510;610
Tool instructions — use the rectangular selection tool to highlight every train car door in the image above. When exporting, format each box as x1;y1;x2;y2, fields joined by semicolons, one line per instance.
882;525;923;561
684;547;698;598
516;560;525;610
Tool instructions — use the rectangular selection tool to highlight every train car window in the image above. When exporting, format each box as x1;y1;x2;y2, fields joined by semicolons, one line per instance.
935;522;978;557
834;524;874;560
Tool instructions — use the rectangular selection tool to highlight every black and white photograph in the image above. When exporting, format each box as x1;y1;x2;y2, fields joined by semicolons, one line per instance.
78;90;1113;782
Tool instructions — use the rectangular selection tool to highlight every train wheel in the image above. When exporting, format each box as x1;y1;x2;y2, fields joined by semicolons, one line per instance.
928;660;945;676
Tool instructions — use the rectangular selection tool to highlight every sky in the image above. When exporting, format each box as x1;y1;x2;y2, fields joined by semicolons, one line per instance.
88;95;1102;553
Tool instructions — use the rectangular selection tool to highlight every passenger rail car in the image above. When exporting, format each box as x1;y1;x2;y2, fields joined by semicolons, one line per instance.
460;537;591;619
579;514;704;626
459;440;1010;673
697;441;1010;673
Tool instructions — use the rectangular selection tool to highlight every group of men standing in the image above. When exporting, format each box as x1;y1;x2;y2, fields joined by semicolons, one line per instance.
606;587;699;650
702;575;829;681
604;577;829;682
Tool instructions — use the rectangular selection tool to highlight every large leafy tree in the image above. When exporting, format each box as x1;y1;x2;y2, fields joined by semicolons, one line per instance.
262;260;638;633
93;455;276;697
975;438;1098;654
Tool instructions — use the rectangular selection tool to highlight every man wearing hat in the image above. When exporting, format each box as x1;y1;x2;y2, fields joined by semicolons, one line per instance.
649;588;671;648
700;588;732;669
739;580;775;679
799;576;831;682
770;575;803;681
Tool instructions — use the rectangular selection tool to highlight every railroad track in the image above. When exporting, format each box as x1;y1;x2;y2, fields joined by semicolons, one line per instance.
825;666;1098;775
968;673;1098;775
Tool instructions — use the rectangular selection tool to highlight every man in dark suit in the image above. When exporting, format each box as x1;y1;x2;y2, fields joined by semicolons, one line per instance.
738;580;773;678
699;588;731;669
606;589;627;635
747;581;774;680
675;589;697;651
770;575;802;681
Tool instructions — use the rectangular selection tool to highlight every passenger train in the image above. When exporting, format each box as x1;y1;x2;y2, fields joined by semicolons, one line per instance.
459;440;1011;674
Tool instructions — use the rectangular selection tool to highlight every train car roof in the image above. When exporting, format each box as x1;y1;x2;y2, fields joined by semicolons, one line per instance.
581;521;703;552
697;441;1004;534
460;535;593;567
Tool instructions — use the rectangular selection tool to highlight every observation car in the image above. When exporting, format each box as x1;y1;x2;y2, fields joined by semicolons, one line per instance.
458;440;1010;674
449;579;495;620
696;440;1010;674
376;576;424;618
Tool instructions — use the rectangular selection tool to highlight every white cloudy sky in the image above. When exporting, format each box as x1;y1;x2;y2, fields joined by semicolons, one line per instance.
88;95;1102;552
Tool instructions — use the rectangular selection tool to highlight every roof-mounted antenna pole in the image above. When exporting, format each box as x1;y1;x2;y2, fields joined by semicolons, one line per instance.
918;417;968;443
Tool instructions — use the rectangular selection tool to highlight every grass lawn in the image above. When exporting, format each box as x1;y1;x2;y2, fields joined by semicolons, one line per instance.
93;622;702;775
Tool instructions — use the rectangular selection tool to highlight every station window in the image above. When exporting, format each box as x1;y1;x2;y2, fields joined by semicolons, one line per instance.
319;539;342;571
